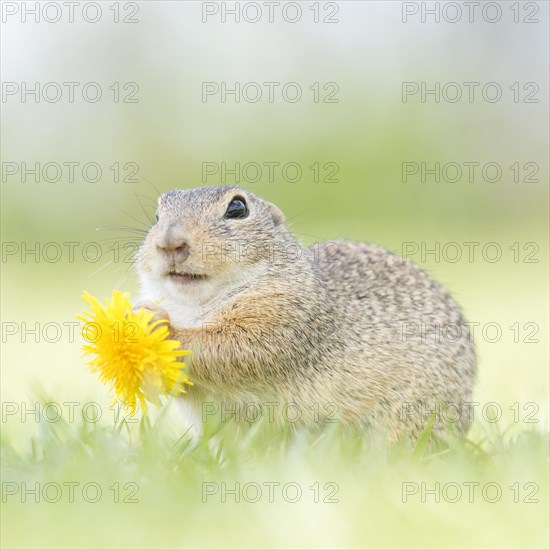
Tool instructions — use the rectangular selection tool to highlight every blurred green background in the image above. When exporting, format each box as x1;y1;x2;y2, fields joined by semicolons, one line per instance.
1;1;548;548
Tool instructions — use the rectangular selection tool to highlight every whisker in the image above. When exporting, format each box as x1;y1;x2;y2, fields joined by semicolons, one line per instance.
88;259;116;277
133;191;156;225
291;231;325;240
92;237;142;244
283;208;309;224
107;202;152;230
112;261;138;292
97;224;148;235
139;175;162;197
133;192;157;205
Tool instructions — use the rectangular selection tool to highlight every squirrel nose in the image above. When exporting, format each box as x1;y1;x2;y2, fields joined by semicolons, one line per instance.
156;233;190;262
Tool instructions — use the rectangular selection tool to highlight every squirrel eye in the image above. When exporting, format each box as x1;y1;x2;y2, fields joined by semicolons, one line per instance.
224;197;248;220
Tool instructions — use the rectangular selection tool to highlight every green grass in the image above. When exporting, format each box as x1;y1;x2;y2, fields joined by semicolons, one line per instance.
1;397;548;550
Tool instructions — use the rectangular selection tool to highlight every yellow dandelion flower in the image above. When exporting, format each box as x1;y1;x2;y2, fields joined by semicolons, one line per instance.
77;290;192;415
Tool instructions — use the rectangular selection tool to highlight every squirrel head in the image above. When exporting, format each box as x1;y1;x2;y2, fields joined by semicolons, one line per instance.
138;186;290;304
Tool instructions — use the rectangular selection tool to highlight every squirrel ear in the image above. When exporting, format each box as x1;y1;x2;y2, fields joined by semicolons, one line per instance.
266;202;285;226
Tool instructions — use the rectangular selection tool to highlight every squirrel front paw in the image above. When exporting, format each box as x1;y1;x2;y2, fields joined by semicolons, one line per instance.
133;301;171;324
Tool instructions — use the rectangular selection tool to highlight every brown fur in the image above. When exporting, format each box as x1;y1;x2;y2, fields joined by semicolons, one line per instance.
137;186;476;440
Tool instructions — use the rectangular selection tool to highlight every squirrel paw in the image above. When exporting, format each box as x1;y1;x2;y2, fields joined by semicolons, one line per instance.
133;301;171;324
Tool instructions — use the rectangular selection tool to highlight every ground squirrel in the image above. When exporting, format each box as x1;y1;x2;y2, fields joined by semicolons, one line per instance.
137;185;476;440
